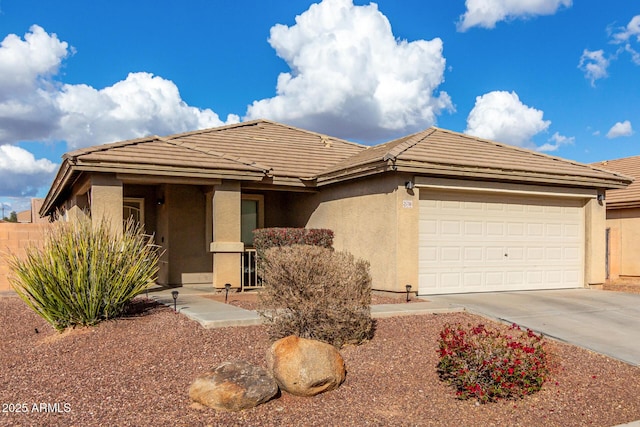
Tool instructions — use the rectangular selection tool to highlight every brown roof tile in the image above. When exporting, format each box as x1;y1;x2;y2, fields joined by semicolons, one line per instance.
319;127;631;188
42;121;631;216
66;119;366;180
591;156;640;208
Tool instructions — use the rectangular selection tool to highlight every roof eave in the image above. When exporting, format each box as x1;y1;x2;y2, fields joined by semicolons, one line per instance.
392;162;632;189
604;201;640;209
40;159;76;217
315;160;394;186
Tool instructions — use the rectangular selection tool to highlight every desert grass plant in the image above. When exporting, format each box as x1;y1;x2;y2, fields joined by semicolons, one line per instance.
7;216;160;331
257;244;373;348
437;322;549;403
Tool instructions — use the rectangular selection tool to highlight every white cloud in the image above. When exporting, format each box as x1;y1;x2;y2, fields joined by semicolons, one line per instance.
56;72;239;149
578;49;610;86
464;91;550;148
0;144;57;196
245;0;452;142
0;25;239;197
537;131;574;152
0;26;238;151
613;16;640;66
457;0;572;32
606;120;633;139
611;15;640;43
0;24;69;100
0;25;68;144
581;16;640;86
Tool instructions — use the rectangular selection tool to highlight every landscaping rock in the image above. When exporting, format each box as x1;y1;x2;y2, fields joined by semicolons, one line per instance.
188;360;279;412
266;335;346;397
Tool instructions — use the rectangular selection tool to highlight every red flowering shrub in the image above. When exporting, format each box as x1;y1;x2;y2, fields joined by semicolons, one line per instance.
437;323;549;403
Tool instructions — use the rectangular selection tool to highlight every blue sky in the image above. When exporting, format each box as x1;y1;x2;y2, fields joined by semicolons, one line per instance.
1;0;639;213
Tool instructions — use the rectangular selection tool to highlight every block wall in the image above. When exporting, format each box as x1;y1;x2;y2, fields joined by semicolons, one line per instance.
0;223;49;292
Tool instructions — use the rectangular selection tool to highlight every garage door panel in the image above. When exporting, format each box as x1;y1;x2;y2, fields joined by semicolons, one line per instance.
465;222;483;235
441;273;461;287
487;222;505;236
464;247;483;261
507;223;525;236
464;272;483;287
419;191;584;294
528;223;544;236
527;247;545;261
486;272;504;286
441;247;462;261
441;221;461;235
545;270;563;285
527;271;544;285
564;224;580;238
564;247;581;261
486;247;505;261
506;247;524;260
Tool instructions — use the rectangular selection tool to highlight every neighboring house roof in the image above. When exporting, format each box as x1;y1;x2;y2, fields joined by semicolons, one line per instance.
592;156;640;209
16;209;31;223
41;120;632;217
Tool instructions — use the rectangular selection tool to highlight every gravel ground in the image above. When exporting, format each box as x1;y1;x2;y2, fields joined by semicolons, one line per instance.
603;282;640;295
203;291;414;310
2;295;640;427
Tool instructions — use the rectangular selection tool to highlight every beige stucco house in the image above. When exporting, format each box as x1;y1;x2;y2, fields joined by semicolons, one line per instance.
40;120;630;295
591;156;640;282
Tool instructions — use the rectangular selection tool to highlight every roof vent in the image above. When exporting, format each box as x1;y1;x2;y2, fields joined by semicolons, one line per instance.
321;136;332;148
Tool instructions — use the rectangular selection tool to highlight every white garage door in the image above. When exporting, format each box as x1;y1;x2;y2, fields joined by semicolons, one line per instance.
419;190;585;295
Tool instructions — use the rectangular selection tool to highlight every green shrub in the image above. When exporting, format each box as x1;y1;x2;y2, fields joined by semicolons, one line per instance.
257;244;373;348
7;216;160;331
437;322;549;403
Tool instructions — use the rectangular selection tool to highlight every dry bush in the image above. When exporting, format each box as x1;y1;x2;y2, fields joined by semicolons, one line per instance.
257;245;373;348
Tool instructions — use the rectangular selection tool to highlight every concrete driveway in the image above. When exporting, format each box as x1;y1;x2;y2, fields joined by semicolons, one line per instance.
426;289;640;366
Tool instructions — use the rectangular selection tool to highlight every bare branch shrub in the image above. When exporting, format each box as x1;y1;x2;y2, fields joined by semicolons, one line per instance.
257;245;373;348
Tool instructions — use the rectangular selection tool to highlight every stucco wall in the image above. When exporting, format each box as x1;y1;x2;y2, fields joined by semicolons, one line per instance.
90;174;123;234
0;223;49;292
606;207;640;280
302;174;418;293
162;184;212;285
584;196;607;286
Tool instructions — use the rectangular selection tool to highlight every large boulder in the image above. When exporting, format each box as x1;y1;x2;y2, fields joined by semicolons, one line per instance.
266;335;346;397
188;360;279;412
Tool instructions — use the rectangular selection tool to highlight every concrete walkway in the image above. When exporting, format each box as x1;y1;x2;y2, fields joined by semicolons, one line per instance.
149;286;640;367
148;286;460;329
427;289;640;366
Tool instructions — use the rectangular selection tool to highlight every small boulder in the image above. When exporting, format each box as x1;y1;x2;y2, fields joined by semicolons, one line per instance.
188;360;279;412
266;335;346;397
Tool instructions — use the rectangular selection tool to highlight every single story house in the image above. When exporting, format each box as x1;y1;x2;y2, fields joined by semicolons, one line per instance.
40;119;631;295
591;156;640;282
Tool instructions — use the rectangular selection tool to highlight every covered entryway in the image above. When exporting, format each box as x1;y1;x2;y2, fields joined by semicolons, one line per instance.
419;190;585;295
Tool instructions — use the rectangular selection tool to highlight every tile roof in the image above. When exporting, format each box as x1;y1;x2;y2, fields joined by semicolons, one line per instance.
65;120;366;180
319;127;631;188
42;120;631;216
591;156;640;208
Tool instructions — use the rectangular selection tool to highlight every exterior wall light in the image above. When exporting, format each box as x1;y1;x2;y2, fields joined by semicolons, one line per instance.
597;193;605;203
405;181;415;190
171;290;179;312
225;283;231;303
405;284;412;302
